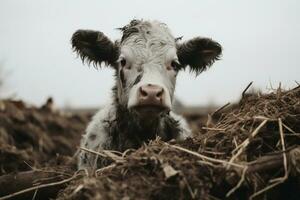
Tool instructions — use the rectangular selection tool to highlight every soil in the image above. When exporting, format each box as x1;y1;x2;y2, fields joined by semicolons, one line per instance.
0;99;90;175
0;85;299;200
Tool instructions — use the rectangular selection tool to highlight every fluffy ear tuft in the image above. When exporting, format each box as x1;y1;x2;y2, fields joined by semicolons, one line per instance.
177;37;222;74
71;30;119;67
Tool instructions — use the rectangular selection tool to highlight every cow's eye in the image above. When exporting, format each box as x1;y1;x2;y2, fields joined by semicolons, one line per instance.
120;58;127;67
170;60;181;71
170;61;177;68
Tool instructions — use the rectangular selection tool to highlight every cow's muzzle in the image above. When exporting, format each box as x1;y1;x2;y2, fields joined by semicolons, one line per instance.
132;84;169;114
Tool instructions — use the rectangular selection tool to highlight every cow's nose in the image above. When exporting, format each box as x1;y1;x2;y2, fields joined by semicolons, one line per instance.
138;84;164;105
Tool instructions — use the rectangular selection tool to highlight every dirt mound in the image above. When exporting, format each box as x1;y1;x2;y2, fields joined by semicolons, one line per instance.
0;85;299;200
0;99;89;175
56;86;300;200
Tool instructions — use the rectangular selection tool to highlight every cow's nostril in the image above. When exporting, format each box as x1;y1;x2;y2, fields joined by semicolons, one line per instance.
156;89;164;98
140;87;148;97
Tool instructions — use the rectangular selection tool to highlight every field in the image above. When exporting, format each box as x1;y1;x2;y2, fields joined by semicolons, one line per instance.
0;85;299;200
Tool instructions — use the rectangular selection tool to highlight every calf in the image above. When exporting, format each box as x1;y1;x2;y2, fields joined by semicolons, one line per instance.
71;19;222;170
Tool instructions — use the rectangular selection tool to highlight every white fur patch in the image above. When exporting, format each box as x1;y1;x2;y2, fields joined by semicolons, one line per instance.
169;111;192;140
78;103;116;169
118;21;178;109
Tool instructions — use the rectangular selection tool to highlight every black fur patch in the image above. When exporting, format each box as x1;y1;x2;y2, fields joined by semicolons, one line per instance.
132;74;143;86
71;30;120;67
82;154;87;164
97;103;181;153
175;36;183;42
107;105;162;151
177;37;222;75
120;68;126;87
118;19;142;42
112;84;119;104
163;117;181;140
89;134;97;141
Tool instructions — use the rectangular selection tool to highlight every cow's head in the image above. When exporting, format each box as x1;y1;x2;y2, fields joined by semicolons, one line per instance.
71;20;222;117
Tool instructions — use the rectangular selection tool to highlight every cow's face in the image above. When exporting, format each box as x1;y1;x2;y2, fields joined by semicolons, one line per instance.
71;20;222;117
116;21;180;116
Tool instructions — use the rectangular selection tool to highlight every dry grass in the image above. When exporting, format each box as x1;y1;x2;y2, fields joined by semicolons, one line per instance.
0;84;299;200
57;85;300;200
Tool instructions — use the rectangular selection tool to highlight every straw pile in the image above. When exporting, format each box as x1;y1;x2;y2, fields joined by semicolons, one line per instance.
0;85;299;200
58;85;300;200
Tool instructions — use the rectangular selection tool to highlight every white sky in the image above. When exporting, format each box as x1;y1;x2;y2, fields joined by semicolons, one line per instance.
0;0;299;108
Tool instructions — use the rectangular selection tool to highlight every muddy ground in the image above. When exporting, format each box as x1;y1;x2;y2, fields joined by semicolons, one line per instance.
0;85;299;200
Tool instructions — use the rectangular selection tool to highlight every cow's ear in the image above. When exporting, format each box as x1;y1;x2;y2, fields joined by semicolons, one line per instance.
177;37;222;74
71;30;120;67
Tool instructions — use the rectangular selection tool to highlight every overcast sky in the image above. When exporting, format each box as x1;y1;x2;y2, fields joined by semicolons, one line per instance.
0;0;299;108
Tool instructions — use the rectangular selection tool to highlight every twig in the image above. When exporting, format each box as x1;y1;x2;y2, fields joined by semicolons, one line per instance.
201;150;225;156
23;161;72;177
246;152;284;173
80;147;124;162
227;120;267;169
249;118;288;199
32;175;64;185
285;133;300;136
270;118;288;183
250;181;282;200
232;119;269;153
165;143;245;169
182;174;196;199
197;160;218;168
95;164;117;176
282;123;297;134
80;147;107;157
226;166;248;197
23;161;34;170
285;84;300;95
242;81;253;98
68;184;84;198
276;82;282;100
103;150;125;162
122;148;135;157
202;127;226;131
211;102;230;116
233;137;238;149
253;116;276;121
0;172;80;200
104;150;123;155
229;119;268;166
31;189;37;200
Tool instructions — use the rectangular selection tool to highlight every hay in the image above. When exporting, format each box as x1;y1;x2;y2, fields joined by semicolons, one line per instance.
0;85;299;200
58;85;300;200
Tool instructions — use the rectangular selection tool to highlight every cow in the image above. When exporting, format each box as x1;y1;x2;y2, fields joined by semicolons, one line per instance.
71;19;222;170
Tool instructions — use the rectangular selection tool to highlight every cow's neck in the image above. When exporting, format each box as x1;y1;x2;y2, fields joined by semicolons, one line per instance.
109;86;180;151
112;85;162;137
115;104;162;140
106;105;159;151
